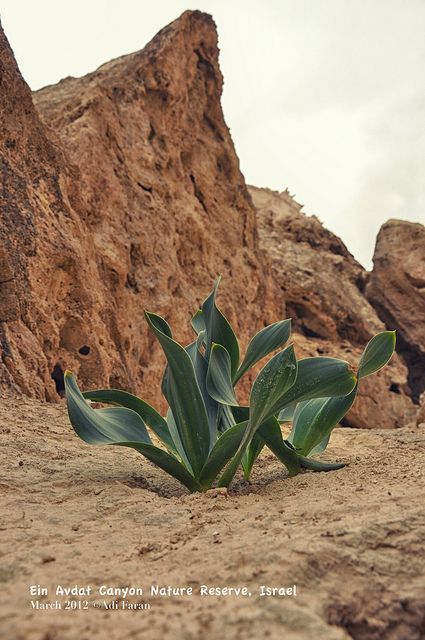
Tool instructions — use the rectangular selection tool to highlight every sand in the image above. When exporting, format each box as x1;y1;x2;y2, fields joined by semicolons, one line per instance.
1;395;424;640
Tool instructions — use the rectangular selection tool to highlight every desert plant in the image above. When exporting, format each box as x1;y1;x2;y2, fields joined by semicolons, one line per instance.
63;279;391;493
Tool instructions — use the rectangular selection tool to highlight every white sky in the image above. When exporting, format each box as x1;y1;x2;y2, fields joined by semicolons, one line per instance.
1;0;424;268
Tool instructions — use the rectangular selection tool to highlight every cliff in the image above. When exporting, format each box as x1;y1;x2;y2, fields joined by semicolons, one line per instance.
0;11;420;429
0;12;276;404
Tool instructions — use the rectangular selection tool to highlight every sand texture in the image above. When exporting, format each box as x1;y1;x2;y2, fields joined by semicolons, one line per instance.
1;396;424;640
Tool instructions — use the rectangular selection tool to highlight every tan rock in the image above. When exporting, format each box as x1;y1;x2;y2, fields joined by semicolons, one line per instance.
250;185;382;343
367;219;425;402
250;186;415;428
293;333;414;429
0;12;277;404
0;13;417;432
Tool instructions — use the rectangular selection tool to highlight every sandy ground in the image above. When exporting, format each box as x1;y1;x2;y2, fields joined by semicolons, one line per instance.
1;395;424;640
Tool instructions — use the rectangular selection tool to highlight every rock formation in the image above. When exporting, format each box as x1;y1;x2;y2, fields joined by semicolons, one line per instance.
0;12;276;405
367;219;425;402
250;186;415;428
0;11;419;430
249;186;382;343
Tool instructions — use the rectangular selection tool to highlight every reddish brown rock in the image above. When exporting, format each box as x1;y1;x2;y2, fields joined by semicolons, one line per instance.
293;334;413;429
0;12;417;431
366;219;425;402
0;12;276;404
250;186;415;428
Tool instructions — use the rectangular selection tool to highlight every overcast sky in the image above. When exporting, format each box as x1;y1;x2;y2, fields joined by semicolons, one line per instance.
1;0;424;267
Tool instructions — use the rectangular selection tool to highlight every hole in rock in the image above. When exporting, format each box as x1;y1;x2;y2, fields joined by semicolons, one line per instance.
340;417;355;428
78;345;90;356
51;363;65;396
301;324;321;339
389;382;401;394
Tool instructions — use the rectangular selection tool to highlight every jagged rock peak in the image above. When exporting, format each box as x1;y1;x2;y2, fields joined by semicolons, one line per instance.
1;12;276;401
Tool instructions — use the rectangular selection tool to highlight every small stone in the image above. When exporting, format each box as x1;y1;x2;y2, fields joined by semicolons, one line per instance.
41;554;56;564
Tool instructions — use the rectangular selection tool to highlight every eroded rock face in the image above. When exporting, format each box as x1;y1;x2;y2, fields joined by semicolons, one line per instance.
0;12;276;404
250;186;415;428
293;334;411;429
367;219;425;402
0;12;417;430
250;186;383;343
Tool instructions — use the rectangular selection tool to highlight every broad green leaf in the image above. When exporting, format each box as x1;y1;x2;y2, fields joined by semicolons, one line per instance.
198;421;248;488
358;331;396;379
250;345;298;428
202;277;240;379
218;345;298;487
186;331;219;444
298;456;345;472
288;388;357;456
65;372;151;445
64;372;200;492
241;435;264;481
82;388;175;453
145;312;211;477
161;364;170;402
257;416;301;476
191;309;206;335
166;408;193;472
220;403;237;432
278;403;297;423
309;434;330;456
269;357;357;417
206;344;239;406
234;319;292;383
231;405;249;422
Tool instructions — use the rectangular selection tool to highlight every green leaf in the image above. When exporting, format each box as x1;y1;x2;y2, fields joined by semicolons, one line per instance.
241;435;264;480
288;388;357;456
198;421;248;488
298;456;346;472
65;372;151;445
145;311;211;477
249;345;298;428
64;372;200;492
231;405;249;422
186;331;219;444
218;345;298;487
220;403;237;432
234;319;292;383
278;403;297;423
309;434;330;456
191;309;206;335
166;408;193;472
257;416;301;476
202;277;240;379
269;357;357;417
206;344;239;406
82;388;175;453
358;331;396;379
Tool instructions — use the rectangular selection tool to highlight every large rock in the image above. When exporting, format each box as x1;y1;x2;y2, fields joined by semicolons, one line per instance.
0;13;416;431
0;12;276;403
249;185;382;343
250;186;415;428
367;219;425;402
